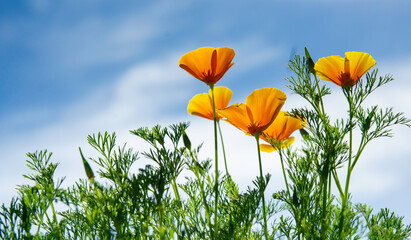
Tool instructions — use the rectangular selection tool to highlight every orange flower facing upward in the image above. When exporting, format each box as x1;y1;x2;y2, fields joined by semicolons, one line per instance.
179;47;235;85
187;86;233;120
259;111;306;153
314;52;376;87
218;88;287;136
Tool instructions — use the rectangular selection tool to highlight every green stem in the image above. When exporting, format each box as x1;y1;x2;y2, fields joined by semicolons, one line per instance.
279;147;302;239
217;121;229;175
328;169;332;199
189;149;213;238
351;136;367;170
210;84;219;239
255;134;269;239
320;163;329;239
196;171;212;238
314;74;326;115
158;204;165;240
313;180;323;236
339;88;354;238
278;148;290;195
313;73;331;239
332;170;344;198
172;178;188;238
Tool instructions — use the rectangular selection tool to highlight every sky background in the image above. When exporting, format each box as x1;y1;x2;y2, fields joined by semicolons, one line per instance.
1;0;411;223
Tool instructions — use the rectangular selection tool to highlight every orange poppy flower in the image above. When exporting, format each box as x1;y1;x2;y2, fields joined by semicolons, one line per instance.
179;47;235;85
187;86;233;120
218;88;287;136
259;111;306;153
314;52;376;87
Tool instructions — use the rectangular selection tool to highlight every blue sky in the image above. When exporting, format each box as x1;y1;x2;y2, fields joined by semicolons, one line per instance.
1;0;411;223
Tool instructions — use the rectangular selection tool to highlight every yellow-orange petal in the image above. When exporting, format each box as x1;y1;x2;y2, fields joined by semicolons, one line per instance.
214;47;235;82
246;88;287;131
187;93;213;120
218;103;250;133
179;47;216;82
345;52;376;82
260;144;276;153
262;111;306;142
179;47;235;85
314;55;345;85
260;137;295;153
209;86;233;110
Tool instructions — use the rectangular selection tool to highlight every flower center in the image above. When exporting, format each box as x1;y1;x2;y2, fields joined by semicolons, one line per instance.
339;72;353;86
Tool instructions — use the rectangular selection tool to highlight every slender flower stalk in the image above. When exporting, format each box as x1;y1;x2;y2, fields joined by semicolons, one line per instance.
187;86;233;176
277;147;290;196
255;133;269;239
314;74;326;115
338;88;354;238
210;84;219;239
344;90;354;199
314;51;377;238
258;110;304;211
218;88;287;239
312;55;331;239
192;157;213;238
180;47;235;239
217;120;229;175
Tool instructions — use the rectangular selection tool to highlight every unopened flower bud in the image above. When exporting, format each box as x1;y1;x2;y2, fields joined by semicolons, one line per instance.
304;47;315;74
79;147;95;180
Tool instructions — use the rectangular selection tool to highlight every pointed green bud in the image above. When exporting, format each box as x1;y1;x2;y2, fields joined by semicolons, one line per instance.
79;147;95;180
304;47;316;74
183;132;191;150
180;123;191;150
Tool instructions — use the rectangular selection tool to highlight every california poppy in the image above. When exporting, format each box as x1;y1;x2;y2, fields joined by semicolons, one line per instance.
259;111;306;153
179;47;235;85
218;88;287;136
314;52;376;87
187;86;232;120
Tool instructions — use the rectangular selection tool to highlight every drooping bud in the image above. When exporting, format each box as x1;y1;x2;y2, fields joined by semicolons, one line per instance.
180;123;191;150
304;47;316;74
79;147;95;180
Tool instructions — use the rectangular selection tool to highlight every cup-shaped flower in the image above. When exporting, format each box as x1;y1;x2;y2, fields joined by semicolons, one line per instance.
259;111;306;153
187;86;233;120
314;52;376;87
218;88;287;136
179;47;235;85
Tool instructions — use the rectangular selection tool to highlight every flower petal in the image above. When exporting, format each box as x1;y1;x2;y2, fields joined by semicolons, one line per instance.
259;137;295;153
314;55;345;85
282;137;295;148
218;103;250;133
187;93;213;120
345;52;376;82
213;47;235;82
179;47;216;82
210;86;233;110
246;88;287;131
260;144;276;153
264;111;306;141
179;47;235;85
